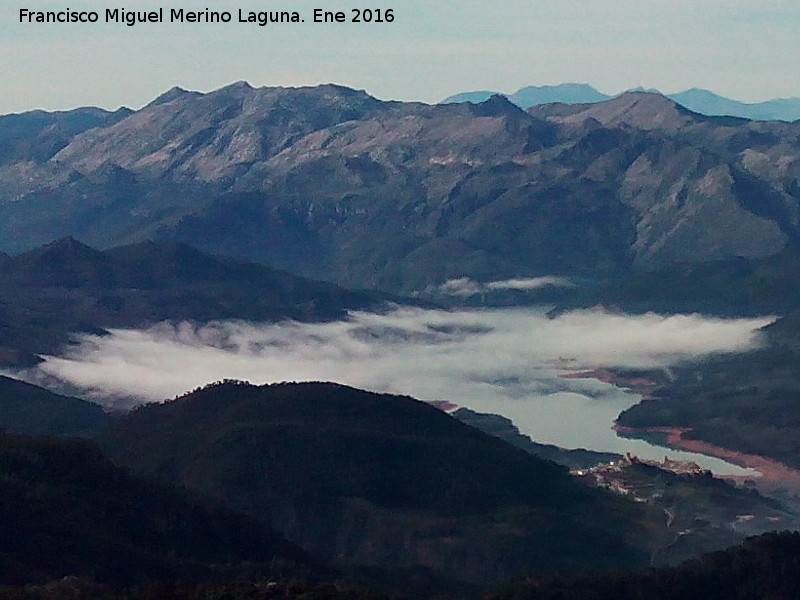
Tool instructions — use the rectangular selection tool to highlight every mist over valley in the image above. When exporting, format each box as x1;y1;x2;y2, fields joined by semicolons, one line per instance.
22;305;771;474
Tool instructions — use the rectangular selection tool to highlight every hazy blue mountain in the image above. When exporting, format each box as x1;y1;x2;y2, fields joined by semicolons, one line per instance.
444;84;800;122
442;83;611;107
512;83;611;106
669;88;800;121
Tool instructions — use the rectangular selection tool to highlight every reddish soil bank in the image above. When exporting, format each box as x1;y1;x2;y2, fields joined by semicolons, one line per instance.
615;424;800;495
427;399;459;411
559;368;657;392
565;368;800;494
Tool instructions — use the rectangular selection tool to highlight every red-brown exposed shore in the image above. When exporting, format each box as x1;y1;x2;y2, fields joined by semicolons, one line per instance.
427;399;459;412
559;368;657;392
561;367;800;494
614;423;800;494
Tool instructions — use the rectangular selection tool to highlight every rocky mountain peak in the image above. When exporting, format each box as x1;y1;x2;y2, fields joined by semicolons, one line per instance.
531;90;697;132
469;93;528;118
4;236;110;288
51;83;387;182
145;85;197;107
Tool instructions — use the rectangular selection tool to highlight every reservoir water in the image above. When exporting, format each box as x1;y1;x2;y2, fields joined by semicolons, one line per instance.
459;380;759;476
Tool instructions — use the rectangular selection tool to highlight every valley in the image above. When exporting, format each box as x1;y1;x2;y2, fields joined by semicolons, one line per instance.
16;300;770;476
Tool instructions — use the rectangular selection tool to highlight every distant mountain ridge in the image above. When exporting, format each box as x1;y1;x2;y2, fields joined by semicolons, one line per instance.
0;105;131;164
442;83;613;108
0;236;393;368
442;83;800;121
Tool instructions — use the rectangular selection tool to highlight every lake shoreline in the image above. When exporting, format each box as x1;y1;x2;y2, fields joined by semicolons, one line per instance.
613;423;800;494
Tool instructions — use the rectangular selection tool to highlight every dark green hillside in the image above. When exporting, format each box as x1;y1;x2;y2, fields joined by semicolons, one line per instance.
564;248;800;317
492;531;800;600
0;577;402;600
0;375;113;436
100;381;665;585
3;531;800;600
0;433;309;586
617;312;800;469
101;381;573;513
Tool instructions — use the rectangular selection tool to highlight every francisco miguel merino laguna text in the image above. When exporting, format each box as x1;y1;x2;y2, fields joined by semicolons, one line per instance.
20;7;304;25
19;7;396;26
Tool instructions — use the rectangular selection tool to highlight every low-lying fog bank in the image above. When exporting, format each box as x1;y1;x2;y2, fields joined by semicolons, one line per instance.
25;307;773;474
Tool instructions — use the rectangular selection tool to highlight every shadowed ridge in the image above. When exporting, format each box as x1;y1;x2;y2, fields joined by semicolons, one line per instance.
0;106;118;162
0;431;312;586
0;375;113;437
4;236;113;288
0;237;396;370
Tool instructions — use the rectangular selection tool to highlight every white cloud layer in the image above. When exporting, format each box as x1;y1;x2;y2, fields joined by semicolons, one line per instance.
30;307;770;405
436;276;575;297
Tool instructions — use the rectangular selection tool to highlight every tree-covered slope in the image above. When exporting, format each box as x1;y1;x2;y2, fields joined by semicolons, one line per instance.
0;433;309;586
617;312;800;470
491;531;800;600
99;381;664;585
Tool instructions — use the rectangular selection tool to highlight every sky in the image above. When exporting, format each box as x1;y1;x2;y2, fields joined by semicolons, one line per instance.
2;0;800;113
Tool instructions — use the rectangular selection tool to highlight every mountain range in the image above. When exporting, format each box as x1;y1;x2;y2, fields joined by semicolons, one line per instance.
2;82;800;295
442;83;800;122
